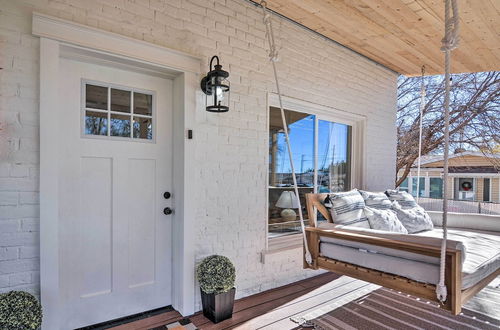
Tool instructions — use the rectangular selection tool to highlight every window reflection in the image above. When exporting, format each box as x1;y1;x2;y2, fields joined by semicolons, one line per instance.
430;177;443;198
85;111;108;135
412;177;425;197
86;85;108;110
134;92;152;116
111;89;131;113
133;117;152;140
268;107;314;238
110;114;131;137
268;107;353;238
83;83;154;141
317;121;351;193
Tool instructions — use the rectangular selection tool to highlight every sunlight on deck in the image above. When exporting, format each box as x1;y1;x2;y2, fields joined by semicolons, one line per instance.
234;276;380;329
232;274;500;330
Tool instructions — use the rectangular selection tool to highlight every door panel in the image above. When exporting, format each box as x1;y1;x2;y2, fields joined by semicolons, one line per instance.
128;158;156;288
79;156;113;298
57;58;173;329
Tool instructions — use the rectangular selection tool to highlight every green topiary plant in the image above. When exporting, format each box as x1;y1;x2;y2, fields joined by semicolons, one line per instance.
196;255;236;294
0;291;42;330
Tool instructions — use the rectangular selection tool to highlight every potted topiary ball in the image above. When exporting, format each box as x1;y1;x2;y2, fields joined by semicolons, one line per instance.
0;291;42;330
196;255;236;323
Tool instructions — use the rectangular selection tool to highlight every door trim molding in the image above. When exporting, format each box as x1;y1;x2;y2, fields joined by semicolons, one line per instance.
35;14;199;329
33;12;201;73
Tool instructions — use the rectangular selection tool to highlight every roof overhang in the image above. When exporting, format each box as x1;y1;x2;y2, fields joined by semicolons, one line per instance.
253;0;500;76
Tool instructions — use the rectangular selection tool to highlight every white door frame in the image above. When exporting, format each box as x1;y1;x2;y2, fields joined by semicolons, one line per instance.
33;13;200;328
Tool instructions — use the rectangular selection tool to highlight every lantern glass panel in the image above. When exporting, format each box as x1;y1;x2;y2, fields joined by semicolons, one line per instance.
206;77;230;112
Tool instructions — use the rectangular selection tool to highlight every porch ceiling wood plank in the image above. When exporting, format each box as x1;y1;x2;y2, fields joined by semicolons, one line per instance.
275;0;420;74
418;0;499;71
257;0;500;75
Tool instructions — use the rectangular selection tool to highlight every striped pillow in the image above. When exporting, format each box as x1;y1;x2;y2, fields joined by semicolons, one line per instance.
385;189;417;209
326;189;369;228
359;190;392;210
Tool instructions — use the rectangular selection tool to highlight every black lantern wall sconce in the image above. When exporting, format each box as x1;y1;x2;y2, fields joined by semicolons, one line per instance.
201;56;230;113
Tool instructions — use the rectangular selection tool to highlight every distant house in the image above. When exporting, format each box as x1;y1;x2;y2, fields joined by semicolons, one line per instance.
398;152;500;202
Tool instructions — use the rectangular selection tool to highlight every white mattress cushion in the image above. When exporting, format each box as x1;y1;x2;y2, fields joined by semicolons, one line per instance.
320;242;440;285
318;225;500;289
414;228;500;289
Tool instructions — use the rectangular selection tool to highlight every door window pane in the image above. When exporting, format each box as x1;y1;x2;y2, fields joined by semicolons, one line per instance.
133;117;152;140
429;178;443;198
134;92;153;116
86;85;108;110
110;114;131;137
111;89;131;113
317;120;351;193
85;111;108;136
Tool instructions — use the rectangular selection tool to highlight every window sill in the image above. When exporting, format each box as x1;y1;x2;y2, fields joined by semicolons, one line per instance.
261;234;303;263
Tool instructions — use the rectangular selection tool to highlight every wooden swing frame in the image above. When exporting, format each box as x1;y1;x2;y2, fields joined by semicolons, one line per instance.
303;193;500;315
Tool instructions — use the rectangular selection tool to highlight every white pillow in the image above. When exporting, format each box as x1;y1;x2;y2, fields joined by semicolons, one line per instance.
326;189;370;228
385;189;417;209
391;201;433;233
364;206;408;234
359;190;392;210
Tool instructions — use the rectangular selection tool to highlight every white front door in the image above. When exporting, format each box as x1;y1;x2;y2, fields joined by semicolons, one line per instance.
56;58;173;329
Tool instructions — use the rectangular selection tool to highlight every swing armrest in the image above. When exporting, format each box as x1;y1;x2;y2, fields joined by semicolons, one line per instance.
305;227;462;258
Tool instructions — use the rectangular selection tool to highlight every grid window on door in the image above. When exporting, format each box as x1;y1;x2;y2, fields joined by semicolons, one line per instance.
84;83;154;140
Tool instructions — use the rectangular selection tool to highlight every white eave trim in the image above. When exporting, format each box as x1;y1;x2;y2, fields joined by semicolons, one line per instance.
32;12;201;74
448;173;500;178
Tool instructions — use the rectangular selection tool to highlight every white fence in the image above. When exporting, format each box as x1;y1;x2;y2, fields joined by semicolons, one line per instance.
418;197;500;215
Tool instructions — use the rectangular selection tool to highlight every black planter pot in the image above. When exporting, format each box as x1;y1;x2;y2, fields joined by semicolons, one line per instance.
200;287;236;323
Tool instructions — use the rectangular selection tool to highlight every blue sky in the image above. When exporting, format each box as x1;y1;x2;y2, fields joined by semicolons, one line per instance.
273;114;350;174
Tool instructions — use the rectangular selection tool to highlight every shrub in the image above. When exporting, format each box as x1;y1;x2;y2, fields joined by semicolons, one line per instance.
196;255;235;294
0;291;42;330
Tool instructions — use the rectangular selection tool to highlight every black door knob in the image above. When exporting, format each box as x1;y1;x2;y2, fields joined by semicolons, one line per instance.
163;207;173;215
164;192;171;199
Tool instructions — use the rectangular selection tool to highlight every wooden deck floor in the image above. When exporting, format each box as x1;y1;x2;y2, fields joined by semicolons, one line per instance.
110;273;499;330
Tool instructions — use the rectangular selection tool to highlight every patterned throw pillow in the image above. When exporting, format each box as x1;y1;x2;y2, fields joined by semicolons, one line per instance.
364;206;408;234
391;201;434;233
359;190;392;210
326;190;369;228
385;189;417;209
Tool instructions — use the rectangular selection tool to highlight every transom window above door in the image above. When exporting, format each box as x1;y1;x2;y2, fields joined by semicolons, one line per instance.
83;82;154;140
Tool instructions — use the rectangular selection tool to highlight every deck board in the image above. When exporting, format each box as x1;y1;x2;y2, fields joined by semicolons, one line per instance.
110;273;499;330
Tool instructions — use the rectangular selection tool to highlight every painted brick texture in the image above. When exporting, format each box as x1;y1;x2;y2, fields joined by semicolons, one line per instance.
0;0;397;307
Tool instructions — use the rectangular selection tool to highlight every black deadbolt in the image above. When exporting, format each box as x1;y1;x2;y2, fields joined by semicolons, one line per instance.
163;192;171;199
163;207;173;215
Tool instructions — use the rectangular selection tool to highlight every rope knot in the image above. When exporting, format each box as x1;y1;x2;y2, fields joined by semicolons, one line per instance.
436;283;447;303
441;0;460;52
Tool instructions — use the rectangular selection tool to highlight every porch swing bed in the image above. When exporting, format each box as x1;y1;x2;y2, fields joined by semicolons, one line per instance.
303;193;500;315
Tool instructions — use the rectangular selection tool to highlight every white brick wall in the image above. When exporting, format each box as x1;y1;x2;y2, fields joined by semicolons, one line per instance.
0;0;397;308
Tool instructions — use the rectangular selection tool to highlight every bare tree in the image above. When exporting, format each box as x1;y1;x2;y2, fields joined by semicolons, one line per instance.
396;71;500;187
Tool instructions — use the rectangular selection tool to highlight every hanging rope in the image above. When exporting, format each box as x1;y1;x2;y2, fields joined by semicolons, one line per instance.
260;0;312;265
415;65;426;204
436;0;460;303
